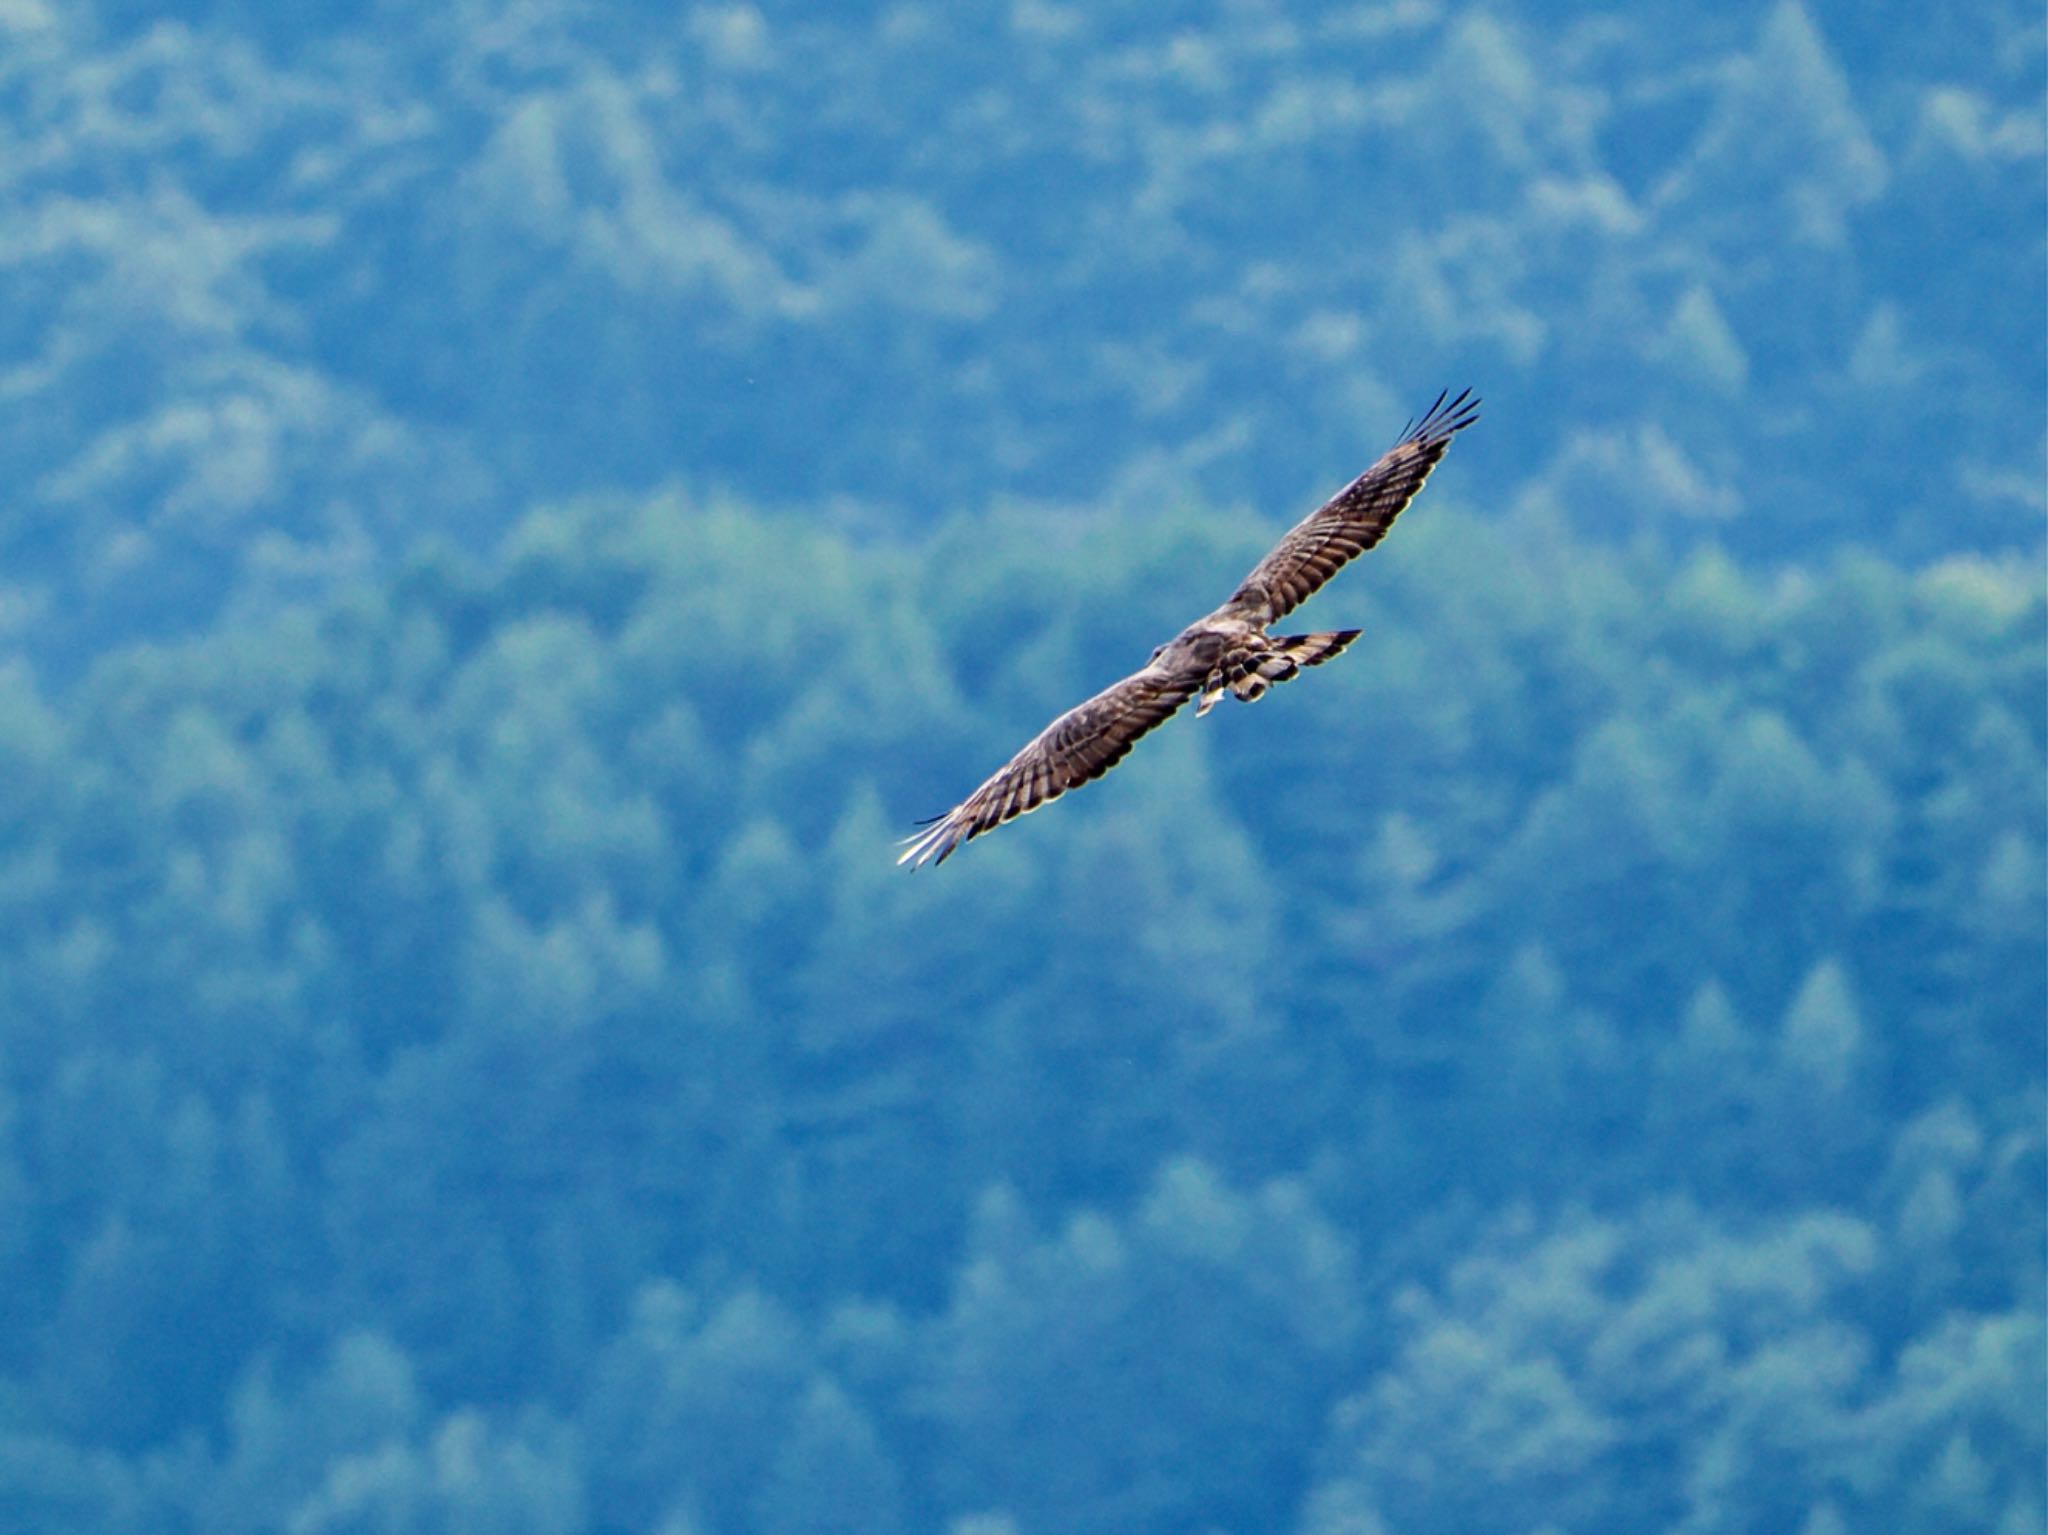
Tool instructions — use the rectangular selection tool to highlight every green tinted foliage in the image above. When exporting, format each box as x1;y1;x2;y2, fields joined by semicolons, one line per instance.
1301;1199;2043;1534
0;487;2038;1531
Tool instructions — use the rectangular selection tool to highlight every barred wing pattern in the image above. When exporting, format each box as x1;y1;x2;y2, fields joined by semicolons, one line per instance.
1228;388;1479;624
902;388;1477;866
896;666;1203;867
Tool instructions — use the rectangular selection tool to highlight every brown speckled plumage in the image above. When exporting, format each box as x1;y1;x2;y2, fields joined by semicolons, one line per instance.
900;390;1478;867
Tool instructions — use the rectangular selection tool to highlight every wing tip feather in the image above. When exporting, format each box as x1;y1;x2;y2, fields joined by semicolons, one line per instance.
1404;385;1480;445
896;818;959;867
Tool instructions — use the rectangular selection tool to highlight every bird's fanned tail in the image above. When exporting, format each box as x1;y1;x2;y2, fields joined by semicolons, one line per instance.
1196;629;1361;715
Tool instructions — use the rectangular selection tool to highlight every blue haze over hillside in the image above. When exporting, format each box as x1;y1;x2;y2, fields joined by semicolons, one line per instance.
0;2;2041;1532
2;0;2042;660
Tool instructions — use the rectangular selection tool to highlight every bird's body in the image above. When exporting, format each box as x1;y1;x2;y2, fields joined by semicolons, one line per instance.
899;389;1478;867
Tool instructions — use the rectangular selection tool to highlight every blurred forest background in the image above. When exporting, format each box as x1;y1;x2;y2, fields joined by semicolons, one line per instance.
0;1;2042;1532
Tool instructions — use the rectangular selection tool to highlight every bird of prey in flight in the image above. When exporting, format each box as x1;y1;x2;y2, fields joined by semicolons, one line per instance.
899;389;1478;867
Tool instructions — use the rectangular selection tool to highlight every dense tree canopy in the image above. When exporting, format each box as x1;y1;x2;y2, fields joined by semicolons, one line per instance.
4;1;2040;1527
0;485;2038;1531
5;1;2043;667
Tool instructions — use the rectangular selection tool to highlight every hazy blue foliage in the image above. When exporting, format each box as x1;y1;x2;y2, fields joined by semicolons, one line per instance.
0;0;2043;1531
0;484;2040;1531
0;0;2043;664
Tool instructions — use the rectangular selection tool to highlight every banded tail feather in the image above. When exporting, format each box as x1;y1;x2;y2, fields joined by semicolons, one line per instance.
1197;629;1362;715
1271;628;1361;671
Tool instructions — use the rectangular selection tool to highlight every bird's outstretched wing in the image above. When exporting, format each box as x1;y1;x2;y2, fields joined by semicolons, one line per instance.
1226;388;1479;625
898;665;1202;867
